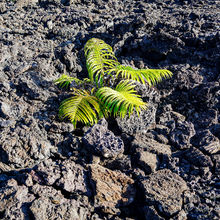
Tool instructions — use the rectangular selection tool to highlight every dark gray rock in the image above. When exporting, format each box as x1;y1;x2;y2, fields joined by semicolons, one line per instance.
184;147;214;167
0;3;6;14
192;109;218;130
190;82;220;110
136;151;158;174
0;179;35;220
170;120;196;149
0;119;57;168
140;169;188;217
0;101;11;118
133;81;161;103
158;106;196;149
0;0;219;219
142;206;164;220
82;119;124;158
30;196;90;220
192;130;220;154
59;44;76;71
131;134;172;157
29;138;54;160
35;159;90;195
212;154;220;176
56;160;90;195
102;155;132;173
116;103;157;135
0;119;15;128
211;123;220;139
35;159;61;185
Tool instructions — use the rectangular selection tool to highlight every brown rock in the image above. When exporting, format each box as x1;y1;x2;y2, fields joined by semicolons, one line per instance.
89;164;135;213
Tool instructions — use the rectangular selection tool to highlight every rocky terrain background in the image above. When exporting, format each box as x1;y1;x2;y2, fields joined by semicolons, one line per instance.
0;0;219;219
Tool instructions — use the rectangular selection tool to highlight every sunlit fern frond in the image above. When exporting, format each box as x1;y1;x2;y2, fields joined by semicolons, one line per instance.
55;74;92;89
59;89;104;128
96;80;147;118
54;74;83;88
108;65;173;86
84;38;119;87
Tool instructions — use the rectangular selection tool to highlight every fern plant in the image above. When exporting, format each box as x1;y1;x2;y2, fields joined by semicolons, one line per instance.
55;38;172;128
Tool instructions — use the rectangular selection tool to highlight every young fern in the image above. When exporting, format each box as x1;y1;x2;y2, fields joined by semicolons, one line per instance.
96;80;147;118
84;38;119;87
54;74;78;88
108;65;173;86
55;38;172;128
59;89;103;128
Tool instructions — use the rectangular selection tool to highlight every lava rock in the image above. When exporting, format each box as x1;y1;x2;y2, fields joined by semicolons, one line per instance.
0;179;35;219
35;159;90;195
140;169;188;217
35;159;61;185
30;197;90;220
103;155;132;173
184;147;214;167
192;130;220;154
0;119;15;128
82;119;124;158
212;154;220;176
89;164;136;214
56;160;90;195
116;103;157;135
170;120;196;149
193;109;218;129
142;206;164;220
0;101;11;118
131;134;172;157
136;150;158;174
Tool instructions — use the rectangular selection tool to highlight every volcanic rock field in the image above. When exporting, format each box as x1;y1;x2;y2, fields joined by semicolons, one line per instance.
0;0;219;219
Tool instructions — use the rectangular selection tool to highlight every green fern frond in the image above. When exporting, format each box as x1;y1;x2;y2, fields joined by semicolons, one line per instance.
96;80;147;118
54;74;83;88
84;38;119;87
108;65;173;86
59;89;103;128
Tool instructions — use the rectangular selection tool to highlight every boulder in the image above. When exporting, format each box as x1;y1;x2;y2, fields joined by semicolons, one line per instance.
140;169;188;217
89;164;136;214
82;119;124;158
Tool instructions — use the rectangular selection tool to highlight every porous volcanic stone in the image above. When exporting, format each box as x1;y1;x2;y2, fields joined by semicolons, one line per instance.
193;130;220;155
213;154;220;176
170;120;196;149
132;134;172;157
136;151;158;174
141;169;188;217
184;147;214;167
143;206;164;220
0;101;11;118
116;103;157;135
30;197;90;220
56;160;90;195
0;179;35;219
89;164;135;213
82;119;124;158
35;159;90;195
35;159;61;185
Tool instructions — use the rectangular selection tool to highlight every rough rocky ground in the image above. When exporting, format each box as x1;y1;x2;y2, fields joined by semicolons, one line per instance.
0;0;219;219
